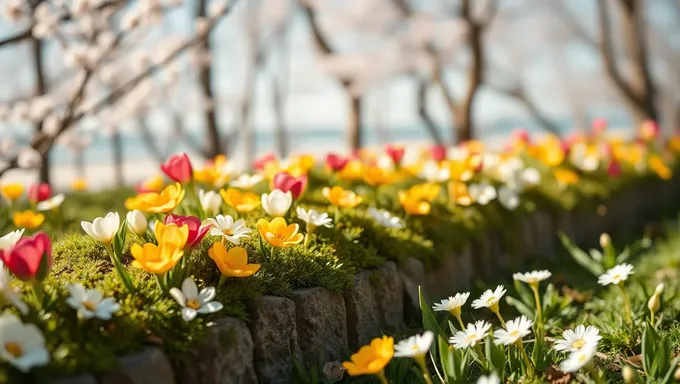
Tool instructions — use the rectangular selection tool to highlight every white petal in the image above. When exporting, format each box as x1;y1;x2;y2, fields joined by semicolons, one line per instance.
169;287;186;307
181;278;198;300
197;301;223;314
198;287;216;304
181;307;197;321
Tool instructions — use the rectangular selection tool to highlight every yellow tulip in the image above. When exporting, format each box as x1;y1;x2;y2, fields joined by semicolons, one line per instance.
257;217;304;248
448;181;474;206
154;222;189;250
408;183;440;201
138;175;164;193
12;210;45;229
127;183;185;214
130;243;184;274
220;188;260;213
648;154;672;180
554;168;580;186
342;336;394;376
208;242;261;277
322;186;363;208
337;159;364;181
71;178;88;191
442;159;475;182
399;191;431;215
528;135;565;167
1;184;24;202
363;167;394;187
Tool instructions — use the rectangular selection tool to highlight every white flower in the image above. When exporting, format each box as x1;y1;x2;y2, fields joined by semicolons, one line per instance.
554;325;602;353
513;270;552;285
81;212;120;244
169;278;223;322
498;186;519;210
494;315;533;345
597;263;634;286
394;331;433;358
420;161;450;183
0;312;49;372
230;173;263;190
521;168;541;186
36;193;64;212
559;345;597;373
471;285;506;309
204;215;251;245
296;207;333;229
432;292;470;314
261;189;292;217
0;229;24;250
65;283;120;320
469;182;496;205
0;262;28;315
126;210;148;235
449;320;492;349
199;189;222;216
476;372;500;384
367;207;403;229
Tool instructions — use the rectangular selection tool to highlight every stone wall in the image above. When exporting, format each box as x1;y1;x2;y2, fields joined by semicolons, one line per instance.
55;178;680;384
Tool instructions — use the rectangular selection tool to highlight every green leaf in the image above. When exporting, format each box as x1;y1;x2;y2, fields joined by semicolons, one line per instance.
558;232;603;276
642;321;656;376
438;334;456;380
35;250;50;282
513;279;535;309
588;248;603;263
114;220;128;259
505;296;533;318
661;356;680;384
532;325;548;371
485;334;506;379
419;286;444;359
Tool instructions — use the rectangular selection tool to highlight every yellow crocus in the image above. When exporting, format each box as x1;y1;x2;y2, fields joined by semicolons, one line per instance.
554;168;580;186
138;175;164;193
399;191;431;215
154;222;189;250
130;243;184;274
220;188;260;213
448;181;474;206
71;178;88;191
408;183;440;201
257;217;304;248
12;210;45;229
337;159;364;181
1;184;24;202
443;159;475;182
648;154;672;180
322;186;363;208
208;242;261;277
127;183;185;214
343;336;394;377
363;166;394;187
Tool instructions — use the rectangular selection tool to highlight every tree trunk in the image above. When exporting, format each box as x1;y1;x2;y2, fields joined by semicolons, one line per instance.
416;78;444;145
347;91;363;151
458;22;484;143
32;38;50;184
197;0;221;158
74;151;85;179
111;128;124;186
272;74;288;158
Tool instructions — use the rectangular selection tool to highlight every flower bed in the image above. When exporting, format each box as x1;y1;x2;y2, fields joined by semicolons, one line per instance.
0;127;678;382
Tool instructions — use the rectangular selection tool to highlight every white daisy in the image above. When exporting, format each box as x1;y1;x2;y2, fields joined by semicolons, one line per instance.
521;168;541;186
0;312;50;372
204;214;252;245
65;283;120;320
169;278;223;322
498;186;519;210
367;207;403;229
559;345;597;373
230;173;263;190
554;325;602;353
469;182;497;205
0;262;28;315
471;285;506;309
494;315;533;345
513;270;552;285
449;320;492;349
36;193;65;211
296;207;333;229
419;161;450;183
597;263;634;286
0;229;24;250
476;372;500;384
432;292;470;315
394;331;434;358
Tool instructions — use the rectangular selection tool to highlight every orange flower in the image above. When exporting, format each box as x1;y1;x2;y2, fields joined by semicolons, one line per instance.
71;178;88;191
136;175;164;193
208;242;261;277
12;210;45;229
363;166;394;187
194;155;231;187
130;242;184;274
554;168;580;186
337;159;364;181
154;222;189;250
448;181;473;206
442;159;475;182
343;336;394;376
220;188;260;213
528;135;565;167
257;217;304;248
126;183;185;214
408;183;440;201
1;184;24;202
322;186;363;208
648;154;672;180
399;191;431;215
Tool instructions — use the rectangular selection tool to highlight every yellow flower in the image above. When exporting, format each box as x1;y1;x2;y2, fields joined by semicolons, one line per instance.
194;155;231;187
442;159;475;182
399;191;431;215
363;166;394;187
668;137;680;153
138;175;164;193
337;159;364;181
127;183;185;213
554;168;580;186
448;181;473;206
220;188;260;213
1;184;24;202
342;336;394;376
529;135;565;167
154;222;189;250
208;242;261;277
12;210;45;229
408;183;440;201
71;178;88;191
257;217;304;248
648;154;672;180
322;186;363;208
130;243;184;274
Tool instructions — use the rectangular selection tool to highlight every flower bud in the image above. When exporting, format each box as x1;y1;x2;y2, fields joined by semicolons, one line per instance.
599;233;611;248
648;292;661;314
126;210;148;235
622;365;638;384
675;365;680;381
655;283;665;296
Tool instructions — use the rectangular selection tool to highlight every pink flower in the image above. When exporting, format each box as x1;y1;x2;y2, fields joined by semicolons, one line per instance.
385;144;405;165
253;153;277;171
640;120;660;142
512;128;531;145
431;145;447;162
161;153;193;183
592;117;608;136
272;172;307;200
165;214;210;249
28;183;51;204
0;232;52;282
607;161;621;178
325;153;349;172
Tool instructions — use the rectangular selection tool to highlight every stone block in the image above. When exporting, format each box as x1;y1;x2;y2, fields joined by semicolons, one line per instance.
50;375;97;384
370;262;403;329
98;347;175;384
344;271;381;351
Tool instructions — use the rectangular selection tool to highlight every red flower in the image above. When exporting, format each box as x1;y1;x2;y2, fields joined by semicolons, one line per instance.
1;232;52;282
161;153;193;183
591;117;608;136
385;144;405;165
325;153;349;172
28;183;51;204
272;172;307;200
640;120;659;142
253;153;277;171
431;145;447;162
607;161;621;178
512;128;531;145
164;214;210;249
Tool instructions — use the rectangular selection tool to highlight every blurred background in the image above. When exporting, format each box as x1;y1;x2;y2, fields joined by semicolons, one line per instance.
0;0;678;190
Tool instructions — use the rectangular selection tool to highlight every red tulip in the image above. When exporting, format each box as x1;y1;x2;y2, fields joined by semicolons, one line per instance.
385;144;405;165
607;161;621;178
1;232;52;282
253;153;277;171
272;172;307;200
161;153;193;183
164;214;210;249
512;128;531;145
325;153;349;172
28;183;51;204
431;145;447;162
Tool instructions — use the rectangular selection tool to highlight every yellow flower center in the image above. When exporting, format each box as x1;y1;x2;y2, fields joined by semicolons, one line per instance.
186;298;201;310
578;354;587;362
411;345;419;351
572;339;586;349
83;301;97;311
612;273;621;280
466;333;479;342
486;296;496;305
509;330;519;338
4;342;23;358
223;229;234;236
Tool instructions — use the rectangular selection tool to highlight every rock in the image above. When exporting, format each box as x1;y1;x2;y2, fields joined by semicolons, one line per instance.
290;287;348;366
470;234;492;280
426;251;458;300
370;261;403;329
490;230;511;275
249;296;302;384
175;317;257;384
456;245;473;290
98;347;175;384
399;258;425;324
344;271;381;351
50;374;98;384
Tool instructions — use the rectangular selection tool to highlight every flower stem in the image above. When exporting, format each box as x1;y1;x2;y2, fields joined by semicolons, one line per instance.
270;246;278;263
586;363;604;384
218;275;227;289
31;282;44;310
453;313;466;331
650;311;655;327
187;181;206;220
376;369;389;384
619;283;633;324
105;244;135;293
492;307;506;327
530;283;543;327
414;355;433;384
516;340;534;377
